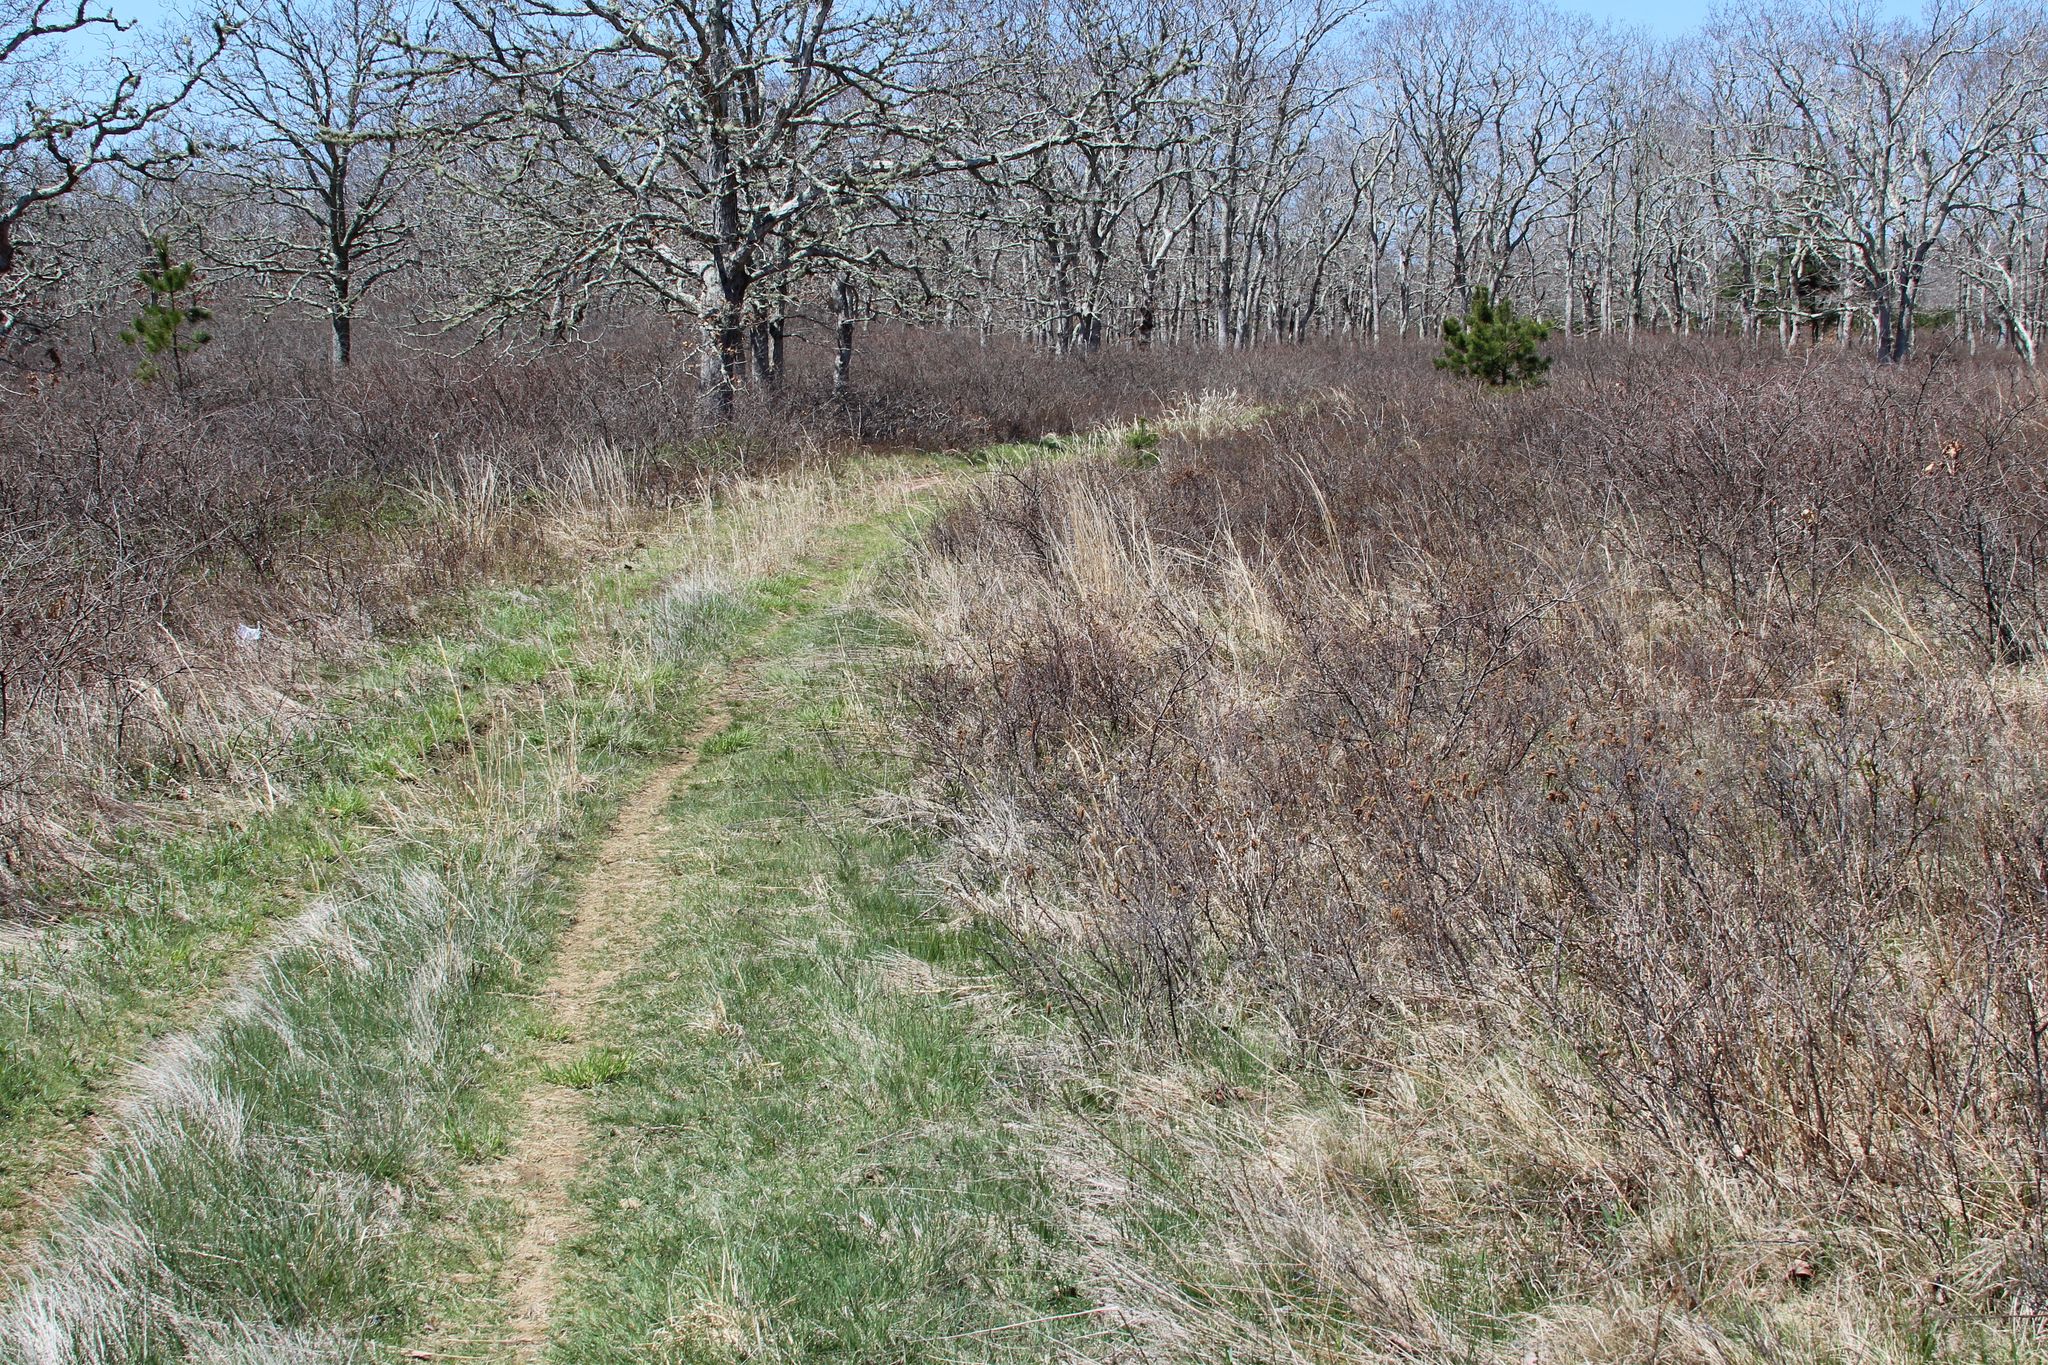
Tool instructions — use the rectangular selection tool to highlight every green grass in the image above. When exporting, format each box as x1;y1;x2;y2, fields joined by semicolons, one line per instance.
0;462;960;1361
1;751;592;1362
0;517;741;1247
542;1046;636;1089
541;572;1107;1365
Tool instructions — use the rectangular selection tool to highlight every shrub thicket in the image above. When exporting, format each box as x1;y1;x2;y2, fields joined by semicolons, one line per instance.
0;317;1368;905
914;343;2048;1359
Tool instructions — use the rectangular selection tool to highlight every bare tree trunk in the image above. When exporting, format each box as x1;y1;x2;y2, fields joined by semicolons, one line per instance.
700;258;742;425
832;272;856;403
700;321;739;425
748;320;774;390
330;257;352;367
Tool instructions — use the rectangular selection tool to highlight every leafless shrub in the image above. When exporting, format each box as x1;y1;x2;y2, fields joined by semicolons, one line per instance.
913;342;2048;1348
1;318;1324;906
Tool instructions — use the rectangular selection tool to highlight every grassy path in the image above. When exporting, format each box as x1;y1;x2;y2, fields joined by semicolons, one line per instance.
493;705;732;1359
0;502;711;1258
1;439;1216;1365
0;455;1065;1364
409;453;1120;1363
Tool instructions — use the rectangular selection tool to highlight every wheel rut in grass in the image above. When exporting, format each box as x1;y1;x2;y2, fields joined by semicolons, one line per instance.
491;698;732;1362
419;459;993;1362
0;530;709;1275
1;455;991;1362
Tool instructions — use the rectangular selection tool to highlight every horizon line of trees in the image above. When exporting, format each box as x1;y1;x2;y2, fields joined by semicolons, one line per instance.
5;0;2048;418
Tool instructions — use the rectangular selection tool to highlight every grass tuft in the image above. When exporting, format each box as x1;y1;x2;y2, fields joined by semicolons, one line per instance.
540;1047;634;1090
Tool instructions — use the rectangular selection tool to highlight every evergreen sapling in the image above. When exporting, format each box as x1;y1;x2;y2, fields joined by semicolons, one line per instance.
1436;285;1551;387
121;237;212;389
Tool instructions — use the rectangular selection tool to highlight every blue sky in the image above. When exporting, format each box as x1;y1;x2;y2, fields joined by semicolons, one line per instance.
1563;0;1926;37
1564;0;1721;36
76;0;1937;55
1565;0;1724;35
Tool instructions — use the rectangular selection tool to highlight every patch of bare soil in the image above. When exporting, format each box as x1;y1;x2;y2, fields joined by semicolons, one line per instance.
489;703;729;1361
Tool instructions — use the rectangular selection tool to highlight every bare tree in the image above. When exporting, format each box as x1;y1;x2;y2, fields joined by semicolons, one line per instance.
442;0;1063;420
1197;0;1361;346
1728;0;2048;361
1;0;228;342
972;0;1202;352
1954;109;2048;363
184;0;447;366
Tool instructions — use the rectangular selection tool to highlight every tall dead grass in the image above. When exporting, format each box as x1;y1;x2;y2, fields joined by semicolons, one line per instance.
911;346;2048;1360
0;321;1373;910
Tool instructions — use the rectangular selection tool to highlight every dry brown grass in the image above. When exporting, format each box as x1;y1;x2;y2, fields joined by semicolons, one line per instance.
909;346;2048;1361
0;320;1374;910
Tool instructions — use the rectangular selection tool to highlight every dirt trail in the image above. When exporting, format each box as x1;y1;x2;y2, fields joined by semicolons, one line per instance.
488;700;729;1362
429;462;969;1362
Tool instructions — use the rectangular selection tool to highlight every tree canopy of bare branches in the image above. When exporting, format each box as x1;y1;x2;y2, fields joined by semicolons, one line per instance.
1;0;227;340
14;0;2048;381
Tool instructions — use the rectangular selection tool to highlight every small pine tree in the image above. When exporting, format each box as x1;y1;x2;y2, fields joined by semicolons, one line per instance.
1120;418;1161;467
1436;285;1552;388
120;237;211;388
